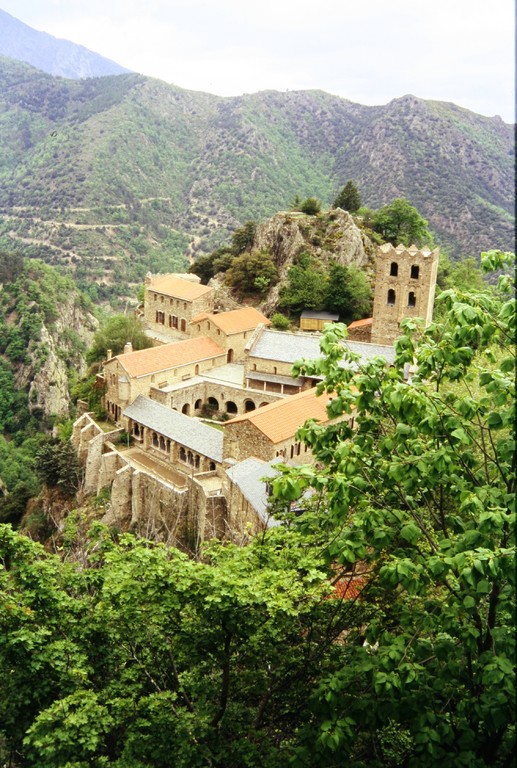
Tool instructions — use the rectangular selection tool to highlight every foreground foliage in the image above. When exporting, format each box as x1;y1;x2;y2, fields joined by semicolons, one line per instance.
275;249;515;765
0;252;514;767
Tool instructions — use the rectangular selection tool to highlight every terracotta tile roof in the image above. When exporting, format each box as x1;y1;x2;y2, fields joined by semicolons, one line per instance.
113;337;225;378
225;387;335;443
191;307;270;334
148;274;213;301
332;576;366;600
347;317;373;329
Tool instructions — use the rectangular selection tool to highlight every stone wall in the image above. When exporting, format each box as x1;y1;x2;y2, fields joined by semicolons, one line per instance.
371;244;439;346
143;287;214;340
149;379;279;418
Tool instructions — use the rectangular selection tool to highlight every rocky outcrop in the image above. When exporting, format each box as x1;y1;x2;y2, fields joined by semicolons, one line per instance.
15;293;98;419
246;209;376;315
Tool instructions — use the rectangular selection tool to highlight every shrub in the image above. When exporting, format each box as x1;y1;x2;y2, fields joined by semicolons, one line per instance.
271;313;290;330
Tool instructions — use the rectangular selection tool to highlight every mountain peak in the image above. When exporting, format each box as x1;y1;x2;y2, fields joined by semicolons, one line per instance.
0;8;131;78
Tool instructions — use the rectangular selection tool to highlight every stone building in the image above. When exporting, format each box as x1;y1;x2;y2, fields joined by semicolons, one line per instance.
124;395;223;473
370;243;439;346
223;386;350;464
190;307;271;362
300;310;339;332
143;273;214;341
244;327;396;395
103;337;226;422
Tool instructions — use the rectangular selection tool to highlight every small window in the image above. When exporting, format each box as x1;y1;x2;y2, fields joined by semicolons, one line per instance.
387;289;396;306
408;292;416;308
411;265;419;279
390;262;398;277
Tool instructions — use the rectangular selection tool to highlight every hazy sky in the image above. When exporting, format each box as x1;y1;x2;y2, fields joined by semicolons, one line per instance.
2;0;515;122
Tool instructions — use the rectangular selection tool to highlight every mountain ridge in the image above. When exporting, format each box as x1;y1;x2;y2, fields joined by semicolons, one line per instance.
0;8;130;78
0;57;513;299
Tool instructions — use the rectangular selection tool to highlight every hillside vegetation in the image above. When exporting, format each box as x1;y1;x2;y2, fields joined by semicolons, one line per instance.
0;58;513;302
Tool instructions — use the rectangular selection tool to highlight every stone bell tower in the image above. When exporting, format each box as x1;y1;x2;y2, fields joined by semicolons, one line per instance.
370;243;439;346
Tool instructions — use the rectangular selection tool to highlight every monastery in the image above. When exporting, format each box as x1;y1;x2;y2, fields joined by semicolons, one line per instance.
73;243;439;549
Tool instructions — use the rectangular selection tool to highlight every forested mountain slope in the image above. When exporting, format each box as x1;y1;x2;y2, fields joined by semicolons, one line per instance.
0;57;513;296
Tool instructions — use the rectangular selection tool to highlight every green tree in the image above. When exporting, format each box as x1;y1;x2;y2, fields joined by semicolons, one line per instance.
225;248;277;296
86;314;151;364
36;439;84;496
189;248;235;284
373;198;433;247
324;262;372;321
300;197;321;216
273;249;515;766
279;252;327;314
333;181;362;213
231;220;257;254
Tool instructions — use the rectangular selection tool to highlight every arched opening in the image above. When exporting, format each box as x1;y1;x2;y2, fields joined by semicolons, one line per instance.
195;455;200;469
179;447;186;462
408;291;416;308
227;349;234;363
387;289;396;306
208;397;219;411
390;262;398;277
194;399;202;410
260;402;269;408
244;400;256;412
187;451;194;465
225;401;238;415
209;462;216;472
410;264;419;279
194;364;199;375
159;436;166;451
180;319;186;332
152;432;158;447
182;403;190;415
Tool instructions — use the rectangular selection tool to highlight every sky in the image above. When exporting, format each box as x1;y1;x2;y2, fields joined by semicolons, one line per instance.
2;0;515;122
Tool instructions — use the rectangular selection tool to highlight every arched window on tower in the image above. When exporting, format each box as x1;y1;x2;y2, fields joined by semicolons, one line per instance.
390;262;398;276
408;291;416;307
387;289;396;306
411;264;420;279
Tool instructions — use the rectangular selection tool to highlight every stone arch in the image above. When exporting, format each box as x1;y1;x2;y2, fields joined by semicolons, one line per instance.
260;402;269;408
387;289;396;306
244;399;256;412
152;432;159;447
209;462;216;471
194;399;202;410
411;264;420;279
179;447;186;462
208;397;219;411
408;291;416;308
225;401;238;415
390;262;398;276
227;349;234;363
182;403;190;415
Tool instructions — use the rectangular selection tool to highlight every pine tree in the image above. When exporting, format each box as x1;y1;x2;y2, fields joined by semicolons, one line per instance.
333;180;361;212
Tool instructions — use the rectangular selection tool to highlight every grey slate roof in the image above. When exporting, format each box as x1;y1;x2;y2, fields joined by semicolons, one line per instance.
249;329;396;366
123;395;223;462
226;457;282;527
301;310;339;321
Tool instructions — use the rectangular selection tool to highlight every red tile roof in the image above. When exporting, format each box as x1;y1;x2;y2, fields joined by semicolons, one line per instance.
148;275;213;301
191;307;270;334
348;317;373;329
225;387;336;443
332;576;366;600
111;337;225;378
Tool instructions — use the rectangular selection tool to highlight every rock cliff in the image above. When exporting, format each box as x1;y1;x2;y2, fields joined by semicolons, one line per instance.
248;209;376;315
